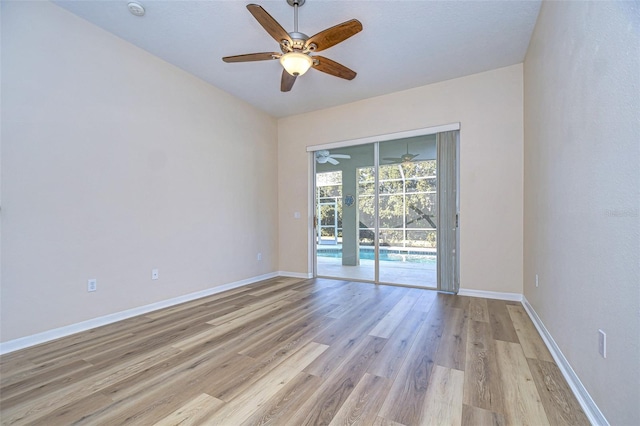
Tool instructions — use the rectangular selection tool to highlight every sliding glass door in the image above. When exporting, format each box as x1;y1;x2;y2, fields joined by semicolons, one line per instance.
313;129;458;292
315;145;374;281
377;136;438;287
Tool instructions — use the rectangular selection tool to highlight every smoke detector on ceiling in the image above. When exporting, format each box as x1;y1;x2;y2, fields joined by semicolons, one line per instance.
127;2;145;17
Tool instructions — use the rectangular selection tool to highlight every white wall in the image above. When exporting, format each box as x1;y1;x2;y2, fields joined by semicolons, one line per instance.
1;1;279;342
523;1;640;424
278;64;524;294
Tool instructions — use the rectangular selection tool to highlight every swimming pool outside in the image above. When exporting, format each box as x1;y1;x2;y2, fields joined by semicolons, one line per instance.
317;246;436;264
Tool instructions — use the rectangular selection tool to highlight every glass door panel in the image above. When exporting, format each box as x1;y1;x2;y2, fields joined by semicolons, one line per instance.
377;136;438;288
313;130;457;290
315;144;375;281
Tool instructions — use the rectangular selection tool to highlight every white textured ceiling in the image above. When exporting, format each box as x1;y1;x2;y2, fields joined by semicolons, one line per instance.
53;0;541;118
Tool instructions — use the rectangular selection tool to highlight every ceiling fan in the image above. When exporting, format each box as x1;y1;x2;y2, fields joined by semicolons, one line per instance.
222;0;363;92
315;150;351;165
383;144;420;164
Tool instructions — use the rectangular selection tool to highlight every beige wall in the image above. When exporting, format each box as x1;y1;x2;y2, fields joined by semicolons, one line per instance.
278;64;524;294
523;1;639;424
1;1;279;342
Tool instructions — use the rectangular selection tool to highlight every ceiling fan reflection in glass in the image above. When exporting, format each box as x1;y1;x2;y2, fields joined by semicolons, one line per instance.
315;150;351;165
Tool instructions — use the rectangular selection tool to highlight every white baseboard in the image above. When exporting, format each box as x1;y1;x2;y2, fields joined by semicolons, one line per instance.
458;288;523;301
522;296;608;426
278;271;313;279
0;271;279;355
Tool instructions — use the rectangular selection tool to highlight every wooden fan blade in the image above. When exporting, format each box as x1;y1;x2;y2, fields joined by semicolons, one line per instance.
306;19;362;52
247;4;292;45
222;52;280;63
312;56;357;80
281;70;297;92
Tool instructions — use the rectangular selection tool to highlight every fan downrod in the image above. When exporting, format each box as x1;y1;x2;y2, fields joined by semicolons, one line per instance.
286;0;305;6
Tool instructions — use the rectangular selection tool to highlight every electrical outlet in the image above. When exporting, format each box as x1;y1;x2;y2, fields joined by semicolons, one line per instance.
598;329;607;358
88;279;97;292
535;274;539;288
257;253;262;261
152;269;159;280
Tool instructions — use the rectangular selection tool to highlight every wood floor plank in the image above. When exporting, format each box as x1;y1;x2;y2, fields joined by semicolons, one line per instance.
486;299;520;343
0;355;37;382
494;340;550;425
289;282;346;300
87;346;279;424
372;417;406;426
173;301;295;353
369;294;419;338
434;306;468;370
95;337;260;413
1;346;181;424
0;358;57;389
0;359;93;401
77;375;211;424
27;390;116;426
200;342;328;425
469;297;490;323
303;292;391;377
420;365;465;426
412;289;437;313
11;316;152;366
0;359;102;411
462;320;504;414
439;293;471;310
193;300;331;401
328;373;390;426
25;330;140;366
239;372;323;426
288;278;347;293
287;336;388;425
170;324;229;352
324;282;399;320
461;404;506;426
506;305;554;361
238;295;339;358
1;278;587;425
367;309;428;380
313;286;405;346
62;301;237;366
62;348;246;425
82;322;213;367
377;302;445;425
247;279;301;297
527;358;589;425
206;292;296;326
208;311;335;402
143;286;253;320
153;393;225;426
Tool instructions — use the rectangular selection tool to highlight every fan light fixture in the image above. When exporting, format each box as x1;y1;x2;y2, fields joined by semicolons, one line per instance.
280;52;313;76
222;2;362;92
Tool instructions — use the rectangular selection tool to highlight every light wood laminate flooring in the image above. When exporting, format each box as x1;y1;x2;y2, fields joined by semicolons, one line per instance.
0;277;589;425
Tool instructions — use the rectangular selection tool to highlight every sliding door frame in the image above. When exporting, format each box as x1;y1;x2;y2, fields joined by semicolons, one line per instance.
309;123;460;291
